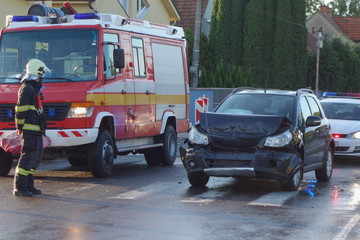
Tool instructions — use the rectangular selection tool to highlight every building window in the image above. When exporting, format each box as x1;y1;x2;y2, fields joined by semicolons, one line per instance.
137;0;150;19
131;37;146;77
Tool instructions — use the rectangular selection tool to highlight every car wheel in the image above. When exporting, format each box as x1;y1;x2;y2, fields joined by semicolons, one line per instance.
144;148;161;166
281;166;303;191
158;125;177;166
315;147;333;181
188;172;209;187
88;130;115;178
0;148;13;176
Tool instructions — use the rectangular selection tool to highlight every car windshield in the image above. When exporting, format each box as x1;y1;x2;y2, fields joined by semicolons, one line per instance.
0;29;98;83
321;101;360;120
215;94;296;122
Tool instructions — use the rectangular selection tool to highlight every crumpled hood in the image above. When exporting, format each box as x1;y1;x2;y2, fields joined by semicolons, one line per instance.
329;119;360;134
199;112;290;148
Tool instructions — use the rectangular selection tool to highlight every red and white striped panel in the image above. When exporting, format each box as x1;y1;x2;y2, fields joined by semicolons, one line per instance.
58;130;88;138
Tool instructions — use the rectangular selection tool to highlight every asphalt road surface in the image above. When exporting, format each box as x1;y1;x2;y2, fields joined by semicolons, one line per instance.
1;145;360;240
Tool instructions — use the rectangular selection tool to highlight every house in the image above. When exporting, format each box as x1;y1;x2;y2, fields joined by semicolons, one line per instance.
172;0;212;35
306;5;360;47
0;0;180;27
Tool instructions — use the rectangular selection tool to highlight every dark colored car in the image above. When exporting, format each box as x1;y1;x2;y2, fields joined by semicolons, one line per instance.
180;88;335;191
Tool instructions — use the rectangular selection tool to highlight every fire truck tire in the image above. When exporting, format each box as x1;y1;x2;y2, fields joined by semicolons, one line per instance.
88;130;115;178
0;148;13;176
68;157;88;167
144;148;161;166
158;125;177;166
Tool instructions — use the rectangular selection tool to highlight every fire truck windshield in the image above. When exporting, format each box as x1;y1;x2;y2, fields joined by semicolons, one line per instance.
0;29;98;83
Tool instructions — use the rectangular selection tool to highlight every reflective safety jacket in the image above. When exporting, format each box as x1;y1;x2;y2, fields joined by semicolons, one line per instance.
15;81;46;136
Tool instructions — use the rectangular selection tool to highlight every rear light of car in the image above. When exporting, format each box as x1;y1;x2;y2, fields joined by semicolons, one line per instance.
333;134;347;139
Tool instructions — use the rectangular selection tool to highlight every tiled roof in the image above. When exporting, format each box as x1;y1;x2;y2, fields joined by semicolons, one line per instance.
332;17;360;42
172;0;209;30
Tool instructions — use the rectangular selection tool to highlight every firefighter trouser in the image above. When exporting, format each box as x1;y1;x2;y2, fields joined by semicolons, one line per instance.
16;135;43;178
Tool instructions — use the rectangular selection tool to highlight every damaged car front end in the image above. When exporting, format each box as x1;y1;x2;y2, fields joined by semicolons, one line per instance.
180;89;334;191
180;112;303;190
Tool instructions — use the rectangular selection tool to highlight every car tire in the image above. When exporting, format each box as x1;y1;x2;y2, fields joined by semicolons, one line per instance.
0;149;13;176
88;130;115;178
144;148;161;166
281;166;303;191
315;147;333;181
158;125;177;166
188;172;209;187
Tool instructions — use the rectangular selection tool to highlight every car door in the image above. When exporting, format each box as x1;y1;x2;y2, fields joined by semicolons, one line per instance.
300;96;321;168
306;96;328;167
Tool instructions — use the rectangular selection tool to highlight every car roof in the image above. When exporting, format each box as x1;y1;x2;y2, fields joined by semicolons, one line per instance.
320;97;360;104
231;88;313;97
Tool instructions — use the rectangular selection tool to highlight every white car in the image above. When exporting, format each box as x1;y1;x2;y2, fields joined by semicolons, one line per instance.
320;96;360;159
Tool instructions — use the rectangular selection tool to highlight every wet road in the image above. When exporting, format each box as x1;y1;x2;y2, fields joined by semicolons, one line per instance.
1;153;360;240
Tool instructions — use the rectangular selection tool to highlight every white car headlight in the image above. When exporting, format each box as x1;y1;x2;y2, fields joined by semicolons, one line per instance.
67;102;94;118
348;131;360;139
188;126;209;145
264;130;293;147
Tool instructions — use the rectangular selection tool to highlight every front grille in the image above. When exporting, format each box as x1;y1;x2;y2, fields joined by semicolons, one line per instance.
207;160;253;168
0;103;70;122
43;103;71;121
335;146;350;152
0;104;15;122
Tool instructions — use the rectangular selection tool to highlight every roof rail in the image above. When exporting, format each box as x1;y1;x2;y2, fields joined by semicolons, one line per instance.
231;87;256;94
296;88;313;95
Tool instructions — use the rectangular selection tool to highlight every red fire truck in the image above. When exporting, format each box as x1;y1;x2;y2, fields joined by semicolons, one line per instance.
0;4;190;177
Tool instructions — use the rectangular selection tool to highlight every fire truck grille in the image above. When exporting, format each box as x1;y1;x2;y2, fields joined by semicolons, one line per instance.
0;103;70;122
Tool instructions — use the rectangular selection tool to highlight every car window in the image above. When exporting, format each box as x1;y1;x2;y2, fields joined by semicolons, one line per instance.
299;96;311;120
215;94;295;121
321;101;360;120
306;96;322;118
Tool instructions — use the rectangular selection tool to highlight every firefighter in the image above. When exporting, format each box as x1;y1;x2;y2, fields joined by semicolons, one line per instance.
14;59;49;197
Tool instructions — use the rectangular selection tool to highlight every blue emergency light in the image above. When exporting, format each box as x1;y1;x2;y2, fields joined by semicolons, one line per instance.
74;13;100;20
48;108;56;118
12;16;39;22
6;109;13;119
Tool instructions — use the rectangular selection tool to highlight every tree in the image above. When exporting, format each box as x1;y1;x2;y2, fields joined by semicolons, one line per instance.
243;0;274;87
291;0;308;89
306;0;322;17
272;0;296;89
329;0;360;16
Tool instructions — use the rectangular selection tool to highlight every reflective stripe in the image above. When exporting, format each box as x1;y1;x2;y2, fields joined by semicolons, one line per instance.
15;105;37;112
15;118;25;125
29;169;36;175
23;123;41;131
16;167;30;176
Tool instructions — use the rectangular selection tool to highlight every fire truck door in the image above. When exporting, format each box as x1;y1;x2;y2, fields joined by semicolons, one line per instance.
131;38;155;137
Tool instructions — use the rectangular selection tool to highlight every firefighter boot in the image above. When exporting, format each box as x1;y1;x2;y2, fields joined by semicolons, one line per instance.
27;174;42;195
13;174;33;197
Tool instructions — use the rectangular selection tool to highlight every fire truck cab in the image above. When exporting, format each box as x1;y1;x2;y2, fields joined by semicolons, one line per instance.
0;4;190;177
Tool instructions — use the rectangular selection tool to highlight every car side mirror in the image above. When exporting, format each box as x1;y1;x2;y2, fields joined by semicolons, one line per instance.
305;115;321;127
114;48;125;69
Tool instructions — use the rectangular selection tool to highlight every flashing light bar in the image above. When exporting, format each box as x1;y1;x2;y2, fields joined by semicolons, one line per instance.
74;13;100;20
323;92;360;98
12;15;39;22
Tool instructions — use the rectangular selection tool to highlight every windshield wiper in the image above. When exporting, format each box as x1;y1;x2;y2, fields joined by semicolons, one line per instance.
45;77;74;82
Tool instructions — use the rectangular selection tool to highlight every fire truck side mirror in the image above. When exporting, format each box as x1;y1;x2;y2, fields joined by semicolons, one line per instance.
114;49;125;69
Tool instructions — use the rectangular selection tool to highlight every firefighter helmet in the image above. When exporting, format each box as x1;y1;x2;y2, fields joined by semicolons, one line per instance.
21;59;50;81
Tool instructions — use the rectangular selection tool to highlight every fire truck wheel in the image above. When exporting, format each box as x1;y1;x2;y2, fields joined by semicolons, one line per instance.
159;125;177;166
0;148;13;176
68;157;88;167
144;148;161;166
88;130;115;178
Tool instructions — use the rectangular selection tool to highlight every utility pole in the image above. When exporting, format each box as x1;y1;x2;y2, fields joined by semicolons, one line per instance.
190;0;202;88
313;27;323;96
